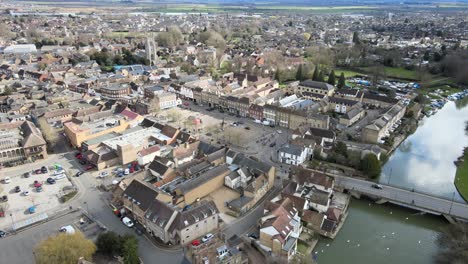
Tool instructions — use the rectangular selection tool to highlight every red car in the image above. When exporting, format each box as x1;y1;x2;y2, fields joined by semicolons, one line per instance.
129;167;135;173
85;165;94;171
191;240;200;246
33;180;42;188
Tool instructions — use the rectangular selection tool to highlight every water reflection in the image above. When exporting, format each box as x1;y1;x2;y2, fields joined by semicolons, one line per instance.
380;101;468;202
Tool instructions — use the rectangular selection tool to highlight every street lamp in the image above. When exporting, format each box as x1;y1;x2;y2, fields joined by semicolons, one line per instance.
387;168;393;185
9;213;14;233
83;201;89;214
448;192;456;214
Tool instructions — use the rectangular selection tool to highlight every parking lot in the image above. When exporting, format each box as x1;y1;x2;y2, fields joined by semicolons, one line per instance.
0;165;74;229
0;210;101;264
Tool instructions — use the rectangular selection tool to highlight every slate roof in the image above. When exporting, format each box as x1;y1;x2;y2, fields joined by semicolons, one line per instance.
299;80;334;91
178;165;230;194
20;121;46;148
169;201;219;232
291;167;334;189
145;199;176;229
148;159;170;176
123;180;159;211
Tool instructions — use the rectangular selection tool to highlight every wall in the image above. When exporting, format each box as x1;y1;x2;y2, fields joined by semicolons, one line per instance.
178;214;219;245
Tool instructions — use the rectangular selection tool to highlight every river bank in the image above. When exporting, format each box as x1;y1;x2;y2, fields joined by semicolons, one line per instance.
315;100;468;264
454;148;468;202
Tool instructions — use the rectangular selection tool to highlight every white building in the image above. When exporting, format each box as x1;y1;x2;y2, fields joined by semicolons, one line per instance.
3;44;37;54
278;144;311;165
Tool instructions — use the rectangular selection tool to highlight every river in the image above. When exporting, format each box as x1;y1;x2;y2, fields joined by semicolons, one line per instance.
314;100;468;264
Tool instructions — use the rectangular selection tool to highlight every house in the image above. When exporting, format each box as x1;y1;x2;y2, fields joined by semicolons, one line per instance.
118;180;220;246
339;107;365;127
361;103;406;143
259;198;302;260
0;121;47;166
278;144;312;165
249;104;264;121
154;92;180;110
296;80;335;98
328;97;359;114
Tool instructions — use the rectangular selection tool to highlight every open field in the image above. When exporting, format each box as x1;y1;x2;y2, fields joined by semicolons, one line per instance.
335;69;366;78
455;152;468;202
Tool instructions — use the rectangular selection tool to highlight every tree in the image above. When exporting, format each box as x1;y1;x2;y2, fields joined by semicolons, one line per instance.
352;31;360;45
414;93;428;105
334;141;348;157
35;233;96;264
2;86;12;96
296;64;304;81
337;72;346;89
312;66;319;81
435;223;468;264
122;236;139;264
327;70;336;85
37;117;59;151
317;70;325;82
361;154;381;179
96;232;122;256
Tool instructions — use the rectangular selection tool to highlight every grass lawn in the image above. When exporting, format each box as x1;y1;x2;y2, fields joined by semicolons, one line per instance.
297;241;310;255
455;153;468;202
335;69;365;78
358;66;421;80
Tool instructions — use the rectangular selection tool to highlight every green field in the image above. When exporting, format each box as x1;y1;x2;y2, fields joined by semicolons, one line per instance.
357;66;421;80
335;69;366;78
142;4;377;14
455;152;468;202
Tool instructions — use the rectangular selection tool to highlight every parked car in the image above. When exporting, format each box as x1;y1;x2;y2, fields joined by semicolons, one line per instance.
59;225;75;234
54;174;66;180
0;195;7;202
124;168;130;175
14;186;21;193
117;172;124;177
244;127;250;130
34;169;42;174
53;170;65;176
98;171;109;178
191;240;201;246
41;166;48;173
75;171;83;177
23;191;30;196
371;184;383;190
269;143;276;148
79;160;87;165
34;180;42;187
122;217;134;228
47;178;56;184
3;177;11;184
129;167;134;173
0;230;6;238
247;233;259;239
202;233;214;243
85;165;94;171
24;172;32;178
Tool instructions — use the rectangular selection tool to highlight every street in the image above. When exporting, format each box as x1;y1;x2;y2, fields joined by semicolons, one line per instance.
0;104;294;264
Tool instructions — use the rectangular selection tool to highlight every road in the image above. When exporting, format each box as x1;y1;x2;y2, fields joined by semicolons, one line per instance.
0;151;185;264
334;175;468;220
0;104;292;264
